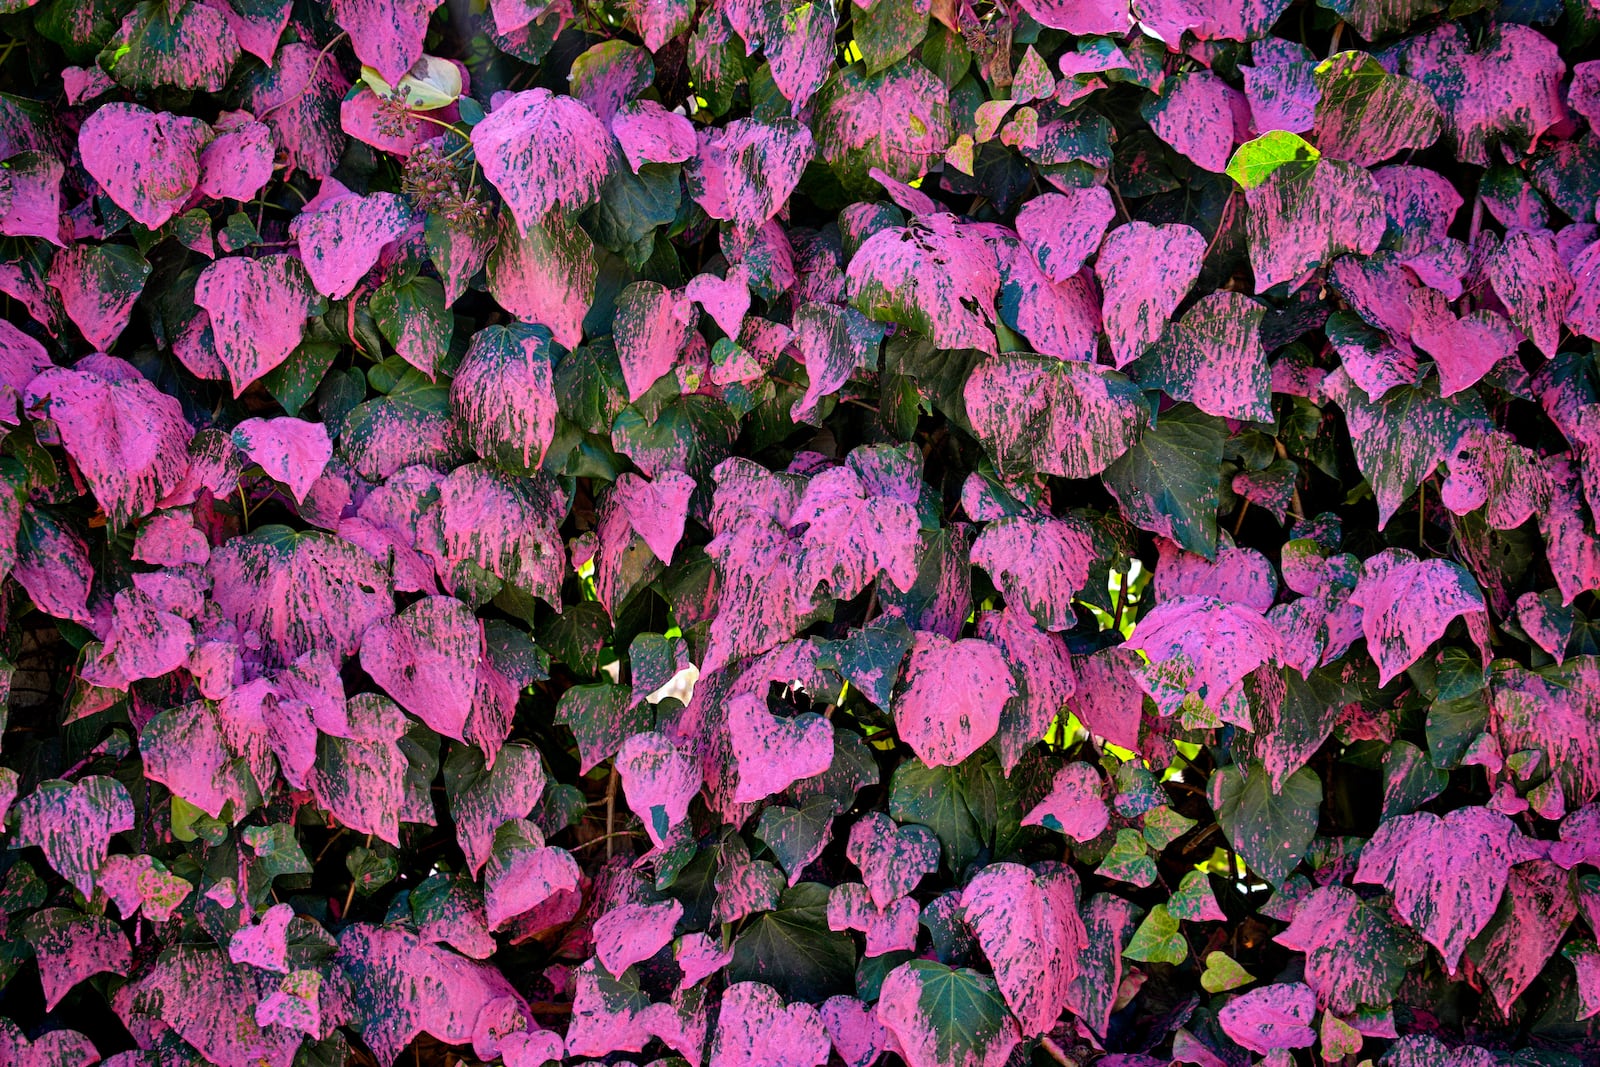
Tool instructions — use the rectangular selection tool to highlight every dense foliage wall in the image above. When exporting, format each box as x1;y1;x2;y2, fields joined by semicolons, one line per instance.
0;0;1598;1064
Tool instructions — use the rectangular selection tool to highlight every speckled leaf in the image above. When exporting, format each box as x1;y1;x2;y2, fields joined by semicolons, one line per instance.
209;524;394;668
371;274;452;377
729;693;834;803
1350;550;1484;686
25;356;192;529
1485;229;1572;359
1400;24;1566;166
486;207;596;351
1245;160;1386;293
361;596;481;740
593;898;682;976
233;416;331;504
557;682;651;775
472;88;612;230
1095;221;1206;368
450;323;558;470
614;280;698;401
1490;658;1600;805
846;812;939;908
121;946;300;1067
1353;805;1525;972
78;102;209;229
16;510;94;625
815;60;951;192
793;462;920;603
290;189;411;300
1218;982;1317;1054
1127;595;1284;723
688;118;814;237
330;0;437;84
710;981;830;1067
1022;762;1109;841
965;354;1144;481
875;960;1019;1067
1135;291;1271;422
970;516;1095;632
1143;72;1238;172
12;776;133;898
1014;188;1114;283
961;862;1085;1036
1275;884;1423;1012
47;243;150;352
979;607;1075;772
20;907;129;1009
194;255;320;395
894;632;1016;767
848;214;998;354
418;463;565;607
1209;762;1321;886
1406;288;1516;398
101;1;240;92
1464;859;1576;1012
1313;52;1442;167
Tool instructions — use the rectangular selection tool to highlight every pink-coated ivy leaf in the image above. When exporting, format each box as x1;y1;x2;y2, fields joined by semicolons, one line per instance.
614;280;699;400
0;1021;99;1067
1136;291;1272;422
290;189;412;300
1014;188;1115;283
688;118;814;237
0;152;63;245
485;207;596;351
451;323;559;469
244;42;349;179
91;586;195;687
361;595;480;741
1438;425;1543;531
617;731;701;848
472;89;612;230
792;463;920;603
483;821;582;931
1124;595;1285;724
101;0;240;92
1515;591;1571;664
710;982;830;1067
999;244;1101;361
140;698;259;820
686;268;752;340
1491;659;1600;805
593;899;683;975
78;103;210;229
791;302;884;425
331;0;438;84
1313;52;1443;167
121;947;301;1067
1022;762;1109;841
1349;549;1484;686
228;902;294;972
1406;288;1517;397
828;884;920;956
1466;859;1577;1012
847;214;1000;354
1242;40;1318;134
209;524;395;668
201;0;291;65
21;908;132;1010
1218;982;1317;1054
1538;456;1600;606
16;510;94;625
419;464;565;607
448;742;546;875
677;931;735;988
1374;165;1463;256
1014;0;1129;33
97;853;193;923
965;354;1145;480
613;99;696;171
1400;24;1567;166
335;923;528;1066
728;692;834;803
961;861;1086;1037
24;356;192;529
12;776;134;898
199;113;275;202
1274;885;1423;1014
846;812;939;908
821;995;889;1067
233;417;332;504
1354;805;1526;972
894;631;1016;767
978;607;1075;773
1096;221;1207;367
1245;160;1386;293
1143;72;1239;172
1485;230;1572;359
47;244;151;352
194;255;320;396
970;515;1095;632
876;960;1021;1067
611;471;695;565
1155;540;1278;613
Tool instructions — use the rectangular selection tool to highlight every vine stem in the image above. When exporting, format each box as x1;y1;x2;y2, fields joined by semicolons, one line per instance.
604;768;618;859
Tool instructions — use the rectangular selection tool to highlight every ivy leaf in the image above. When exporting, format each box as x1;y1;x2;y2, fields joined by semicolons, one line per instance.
1022;762;1109;842
11;776;133;898
371;274;452;378
1103;404;1225;558
1123;903;1187;964
232;416;333;504
847;215;999;354
1201;951;1255;993
47;244;150;352
1218;982;1317;1055
815;60;952;194
1313;52;1443;167
1096;221;1207;367
965;355;1146;480
729;882;857;1002
1209;761;1321;886
893;632;1015;767
960;862;1086;1036
1244;158;1386;292
1133;291;1272;422
710;982;831;1067
1226;129;1321;189
970;516;1096;632
1276;884;1425;1013
875;960;1020;1067
451;323;559;470
101;1;240;92
194;254;320;396
472;88;613;231
78;102;209;228
687;118;815;237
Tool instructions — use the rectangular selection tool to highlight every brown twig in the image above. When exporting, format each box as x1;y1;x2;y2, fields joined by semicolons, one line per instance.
604;768;619;859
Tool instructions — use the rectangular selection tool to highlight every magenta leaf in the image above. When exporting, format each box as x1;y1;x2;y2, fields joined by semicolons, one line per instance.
978;607;1075;772
1134;291;1272;421
1406;288;1517;398
614;280;699;400
709;982;830;1067
25;356;192;529
199;113;276;202
970;516;1096;632
228;902;295;973
1244;159;1386;293
893;631;1015;766
233;417;333;504
1095;221;1207;368
687;118;814;237
965;355;1145;480
485;208;597;350
331;0;437;84
21;907;131;1010
12;775;134;900
194;255;320;395
1014;188;1114;283
447;741;546;875
613;99;696;171
1465;859;1577;1012
847;214;999;354
728;693;834;803
593;898;683;975
1218;982;1317;1054
1275;885;1423;1013
1143;72;1240;173
961;862;1086;1036
1349;549;1485;686
792;461;921;604
616;731;701;848
1313;52;1442;167
820;995;890;1067
472;89;613;230
875;960;1020;1067
1022;762;1109;841
1484;229;1572;359
845;812;939;908
47;244;150;352
290;187;412;300
815;59;951;192
1354;806;1526;972
483;820;581;930
361;595;481;741
1491;659;1600;805
1124;595;1284;724
16;509;94;625
78;102;210;229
